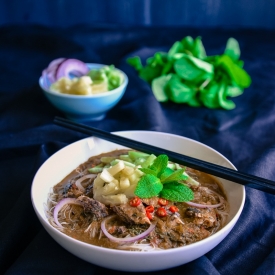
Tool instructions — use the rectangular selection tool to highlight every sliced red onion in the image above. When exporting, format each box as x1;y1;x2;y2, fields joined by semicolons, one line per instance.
55;59;89;80
184;201;223;208
75;174;97;192
46;58;66;72
101;215;155;243
53;198;82;228
42;58;66;84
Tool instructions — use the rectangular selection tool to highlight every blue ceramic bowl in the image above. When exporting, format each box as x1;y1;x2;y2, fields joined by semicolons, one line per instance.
39;63;128;121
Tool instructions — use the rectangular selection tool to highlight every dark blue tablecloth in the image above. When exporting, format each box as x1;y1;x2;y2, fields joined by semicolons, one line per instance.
0;24;274;275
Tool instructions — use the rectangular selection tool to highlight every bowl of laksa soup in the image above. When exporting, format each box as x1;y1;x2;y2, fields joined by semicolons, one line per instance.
31;131;245;272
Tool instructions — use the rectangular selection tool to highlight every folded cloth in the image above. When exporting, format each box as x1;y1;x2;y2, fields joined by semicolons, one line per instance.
0;24;274;275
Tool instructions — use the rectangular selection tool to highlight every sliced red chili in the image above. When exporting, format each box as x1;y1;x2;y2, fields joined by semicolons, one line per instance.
156;207;167;217
145;205;154;213
169;206;179;213
158;198;168;206
129;197;141;207
146;211;153;220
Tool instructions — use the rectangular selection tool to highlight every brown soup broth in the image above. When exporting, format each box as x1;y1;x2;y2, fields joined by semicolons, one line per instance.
48;150;229;250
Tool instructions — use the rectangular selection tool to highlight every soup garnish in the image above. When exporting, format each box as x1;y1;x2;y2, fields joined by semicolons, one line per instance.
46;150;229;251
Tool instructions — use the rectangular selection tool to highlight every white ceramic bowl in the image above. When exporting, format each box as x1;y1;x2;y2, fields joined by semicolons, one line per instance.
39;63;128;121
31;131;245;272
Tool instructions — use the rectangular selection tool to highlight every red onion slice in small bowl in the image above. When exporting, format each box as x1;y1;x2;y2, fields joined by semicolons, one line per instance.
42;58;66;87
46;58;66;73
55;59;89;80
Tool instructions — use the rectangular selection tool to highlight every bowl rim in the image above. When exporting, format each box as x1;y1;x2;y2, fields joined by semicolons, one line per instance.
39;63;128;99
31;130;246;256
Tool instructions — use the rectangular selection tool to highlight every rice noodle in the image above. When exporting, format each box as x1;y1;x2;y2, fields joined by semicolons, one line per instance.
53;198;83;228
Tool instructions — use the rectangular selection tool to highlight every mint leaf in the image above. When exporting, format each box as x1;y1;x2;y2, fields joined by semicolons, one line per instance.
159;167;174;179
139;167;157;177
160;182;194;202
134;154;194;202
149;154;168;177
134;174;163;198
161;169;188;184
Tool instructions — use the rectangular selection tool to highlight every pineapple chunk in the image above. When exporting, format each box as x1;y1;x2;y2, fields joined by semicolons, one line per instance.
100;169;115;182
120;177;130;189
107;161;125;176
123;183;137;198
122;166;135;176
93;174;105;188
102;194;128;205
102;181;119;195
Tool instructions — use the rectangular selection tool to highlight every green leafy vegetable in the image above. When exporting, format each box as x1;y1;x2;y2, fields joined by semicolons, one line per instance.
216;55;251;88
151;74;171;102
134;154;193;202
160;182;194;202
224;37;240;61
148;154;168;177
87;65;124;91
134;174;163;198
127;36;251;110
161;168;188;184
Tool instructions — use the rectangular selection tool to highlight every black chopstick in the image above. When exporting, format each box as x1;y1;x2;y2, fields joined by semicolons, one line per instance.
54;116;275;195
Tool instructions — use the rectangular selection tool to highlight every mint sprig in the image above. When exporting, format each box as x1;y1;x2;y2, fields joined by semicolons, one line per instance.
160;182;194;202
134;154;193;202
134;174;163;198
161;168;188;183
148;154;168;177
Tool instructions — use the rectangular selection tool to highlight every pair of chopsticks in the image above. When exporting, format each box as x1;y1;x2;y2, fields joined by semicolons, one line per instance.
54;116;275;195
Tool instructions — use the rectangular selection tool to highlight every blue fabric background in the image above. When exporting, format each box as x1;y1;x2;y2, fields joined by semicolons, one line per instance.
0;0;275;29
0;5;275;274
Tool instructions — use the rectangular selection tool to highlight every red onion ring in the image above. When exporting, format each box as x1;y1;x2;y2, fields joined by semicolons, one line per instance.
53;198;83;228
55;59;89;80
101;215;156;243
46;58;66;72
42;58;67;86
75;174;97;192
184;201;223;208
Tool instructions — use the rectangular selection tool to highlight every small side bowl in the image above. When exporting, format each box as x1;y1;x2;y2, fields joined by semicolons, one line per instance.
39;63;128;121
